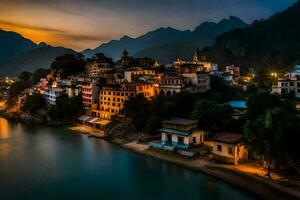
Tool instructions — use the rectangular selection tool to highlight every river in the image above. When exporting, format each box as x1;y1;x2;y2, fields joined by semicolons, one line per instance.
0;118;255;200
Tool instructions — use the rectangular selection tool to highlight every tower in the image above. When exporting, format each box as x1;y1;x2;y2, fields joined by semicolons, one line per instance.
193;50;199;62
121;49;130;66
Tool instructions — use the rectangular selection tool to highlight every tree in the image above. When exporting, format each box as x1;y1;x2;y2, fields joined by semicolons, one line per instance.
124;94;150;131
32;68;50;84
48;94;83;121
246;92;281;120
18;71;33;81
21;94;46;115
191;100;234;132
244;92;300;176
144;114;161;135
210;75;242;101
51;54;85;78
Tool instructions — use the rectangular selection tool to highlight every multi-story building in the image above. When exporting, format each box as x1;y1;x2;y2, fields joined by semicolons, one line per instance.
272;66;300;98
223;65;241;85
124;67;156;83
92;84;136;119
82;80;99;114
182;72;210;93
43;88;65;105
149;118;204;156
173;51;218;73
132;82;157;98
92;82;157;119
158;73;185;96
85;60;112;78
120;49;157;68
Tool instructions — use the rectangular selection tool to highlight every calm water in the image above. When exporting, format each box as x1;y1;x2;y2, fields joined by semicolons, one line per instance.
0;118;255;200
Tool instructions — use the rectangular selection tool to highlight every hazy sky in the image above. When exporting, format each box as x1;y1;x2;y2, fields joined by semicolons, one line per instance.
0;0;296;51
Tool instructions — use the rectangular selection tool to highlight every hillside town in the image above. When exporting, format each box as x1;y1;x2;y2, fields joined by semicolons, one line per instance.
1;48;300;199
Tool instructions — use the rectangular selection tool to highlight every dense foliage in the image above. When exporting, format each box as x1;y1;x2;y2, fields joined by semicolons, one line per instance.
244;92;300;174
48;94;83;121
51;54;85;79
7;68;50;105
21;93;47;115
124;80;242;134
191;100;234;132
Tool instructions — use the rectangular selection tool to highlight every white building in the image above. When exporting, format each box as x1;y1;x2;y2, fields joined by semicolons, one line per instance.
43;88;65;105
182;72;210;93
150;118;204;152
272;66;300;98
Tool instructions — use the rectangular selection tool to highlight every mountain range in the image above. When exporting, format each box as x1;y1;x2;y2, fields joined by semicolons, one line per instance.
0;29;76;76
83;16;248;63
203;1;300;70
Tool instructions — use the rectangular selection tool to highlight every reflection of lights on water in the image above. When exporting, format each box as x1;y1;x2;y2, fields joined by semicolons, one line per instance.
0;143;10;158
0;118;9;139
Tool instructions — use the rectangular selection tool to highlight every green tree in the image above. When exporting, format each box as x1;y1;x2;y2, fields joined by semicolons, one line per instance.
21;94;46;115
51;54;85;79
32;68;50;84
191;100;234;132
244;92;300;176
48;94;83;121
124;94;150;131
144;114;161;134
246;92;281;120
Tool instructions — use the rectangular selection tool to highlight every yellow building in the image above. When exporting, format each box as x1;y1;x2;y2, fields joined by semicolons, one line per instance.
124;67;156;83
92;82;157;119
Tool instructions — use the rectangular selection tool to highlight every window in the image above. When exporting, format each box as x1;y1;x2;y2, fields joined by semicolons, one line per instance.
228;147;233;155
217;144;222;152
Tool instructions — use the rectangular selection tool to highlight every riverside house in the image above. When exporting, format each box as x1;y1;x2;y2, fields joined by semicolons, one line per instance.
211;132;248;164
150;118;204;154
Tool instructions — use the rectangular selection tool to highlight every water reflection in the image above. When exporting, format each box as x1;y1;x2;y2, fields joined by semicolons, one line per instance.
0;118;255;200
0;118;9;139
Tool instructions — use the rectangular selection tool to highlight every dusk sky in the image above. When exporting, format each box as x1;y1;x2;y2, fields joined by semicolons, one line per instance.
0;0;296;51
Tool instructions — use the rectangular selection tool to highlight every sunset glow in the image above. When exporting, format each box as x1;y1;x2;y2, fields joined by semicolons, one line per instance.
0;0;296;50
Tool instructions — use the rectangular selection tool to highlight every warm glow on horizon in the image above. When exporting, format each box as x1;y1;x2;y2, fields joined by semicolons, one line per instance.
0;0;296;51
0;24;52;45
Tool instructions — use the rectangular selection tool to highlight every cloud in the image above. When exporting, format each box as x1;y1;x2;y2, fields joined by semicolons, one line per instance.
54;32;113;42
0;19;65;33
48;5;85;17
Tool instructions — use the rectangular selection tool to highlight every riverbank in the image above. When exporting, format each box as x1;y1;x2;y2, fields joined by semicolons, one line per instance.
69;124;106;138
110;139;300;200
2;117;300;200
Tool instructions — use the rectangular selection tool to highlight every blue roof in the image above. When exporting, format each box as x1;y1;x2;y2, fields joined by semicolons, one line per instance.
228;101;247;109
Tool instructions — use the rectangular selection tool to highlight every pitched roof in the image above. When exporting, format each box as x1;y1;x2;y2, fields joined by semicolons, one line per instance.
163;118;198;126
211;132;242;144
